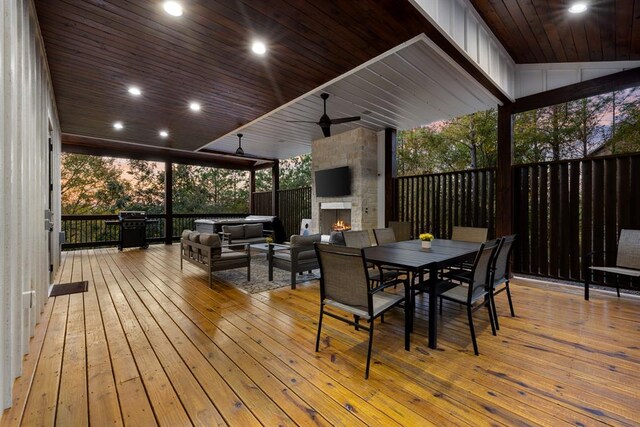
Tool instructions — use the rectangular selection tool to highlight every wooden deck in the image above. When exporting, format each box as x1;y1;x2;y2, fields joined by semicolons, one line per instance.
2;245;639;426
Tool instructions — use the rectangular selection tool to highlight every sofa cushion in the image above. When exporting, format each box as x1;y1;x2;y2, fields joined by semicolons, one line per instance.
223;225;244;240
244;223;263;238
290;233;321;248
181;229;192;240
273;249;316;261
189;231;201;242
199;233;221;248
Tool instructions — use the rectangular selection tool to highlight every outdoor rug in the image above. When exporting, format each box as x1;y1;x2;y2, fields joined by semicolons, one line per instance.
49;280;89;297
213;253;320;294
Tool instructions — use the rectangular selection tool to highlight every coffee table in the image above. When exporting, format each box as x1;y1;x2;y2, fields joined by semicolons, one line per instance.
250;242;289;253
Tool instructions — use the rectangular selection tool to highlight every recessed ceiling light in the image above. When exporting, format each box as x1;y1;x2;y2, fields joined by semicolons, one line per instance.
163;1;183;16
568;3;587;13
128;86;142;96
159;130;169;138
189;102;201;112
251;40;267;55
113;122;123;130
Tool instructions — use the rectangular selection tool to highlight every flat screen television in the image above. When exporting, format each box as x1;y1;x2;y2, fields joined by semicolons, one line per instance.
315;166;350;197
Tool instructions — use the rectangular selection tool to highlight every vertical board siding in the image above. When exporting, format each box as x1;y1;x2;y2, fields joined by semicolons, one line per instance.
393;169;496;241
252;187;312;240
1;0;61;410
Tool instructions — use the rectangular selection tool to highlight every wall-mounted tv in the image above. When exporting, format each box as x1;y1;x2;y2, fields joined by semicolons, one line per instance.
315;166;350;197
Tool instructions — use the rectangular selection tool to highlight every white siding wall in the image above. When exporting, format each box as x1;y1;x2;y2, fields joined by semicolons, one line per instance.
409;0;516;100
0;0;61;410
515;62;640;98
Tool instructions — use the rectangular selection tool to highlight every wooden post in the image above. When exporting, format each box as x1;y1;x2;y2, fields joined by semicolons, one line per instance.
249;170;256;213
384;128;397;226
164;161;173;244
272;160;280;217
496;104;513;238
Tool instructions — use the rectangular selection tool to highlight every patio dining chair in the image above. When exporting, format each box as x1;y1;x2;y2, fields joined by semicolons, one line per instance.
389;221;412;241
314;243;408;378
583;229;640;300
373;227;396;245
488;235;517;328
438;239;499;355
451;226;488;243
343;230;401;287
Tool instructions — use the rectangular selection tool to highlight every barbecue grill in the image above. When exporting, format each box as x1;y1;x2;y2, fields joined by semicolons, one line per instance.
108;211;157;251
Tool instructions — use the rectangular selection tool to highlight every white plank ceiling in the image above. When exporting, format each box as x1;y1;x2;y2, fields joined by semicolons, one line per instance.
201;34;502;160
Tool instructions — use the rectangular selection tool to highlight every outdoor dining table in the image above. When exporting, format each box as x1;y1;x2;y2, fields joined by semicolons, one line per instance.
363;239;481;350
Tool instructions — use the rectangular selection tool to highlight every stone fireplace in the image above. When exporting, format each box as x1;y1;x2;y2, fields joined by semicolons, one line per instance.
312;128;378;234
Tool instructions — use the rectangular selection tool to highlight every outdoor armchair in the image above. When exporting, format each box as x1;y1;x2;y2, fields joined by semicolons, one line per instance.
180;230;250;287
583;229;640;300
268;234;321;289
314;243;408;379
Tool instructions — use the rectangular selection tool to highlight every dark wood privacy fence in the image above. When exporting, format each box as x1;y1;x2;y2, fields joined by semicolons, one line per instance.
393;169;496;240
393;155;640;291
512;153;640;288
252;187;312;238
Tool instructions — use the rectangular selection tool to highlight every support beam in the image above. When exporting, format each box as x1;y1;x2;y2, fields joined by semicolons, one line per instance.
384;128;397;226
272;160;280;217
249;170;256;213
164;161;173;245
496;105;513;238
512;68;640;114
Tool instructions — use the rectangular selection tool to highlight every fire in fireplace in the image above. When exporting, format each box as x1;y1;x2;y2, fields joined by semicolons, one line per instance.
332;220;351;232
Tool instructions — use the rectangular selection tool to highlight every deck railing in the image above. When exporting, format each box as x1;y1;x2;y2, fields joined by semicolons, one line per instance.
61;213;246;250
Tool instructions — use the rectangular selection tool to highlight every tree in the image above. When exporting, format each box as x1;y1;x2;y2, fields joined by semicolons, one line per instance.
126;159;165;213
61;153;130;214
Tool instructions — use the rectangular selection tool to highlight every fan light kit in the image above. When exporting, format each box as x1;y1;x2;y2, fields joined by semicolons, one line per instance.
163;1;183;16
286;93;360;137
235;133;245;156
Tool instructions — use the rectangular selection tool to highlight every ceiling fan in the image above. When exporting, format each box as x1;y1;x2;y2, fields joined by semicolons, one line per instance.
287;93;360;137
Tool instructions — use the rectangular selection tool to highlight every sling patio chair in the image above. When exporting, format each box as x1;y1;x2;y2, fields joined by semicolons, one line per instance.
438;239;499;355
314;243;408;378
583;229;640;300
343;230;401;286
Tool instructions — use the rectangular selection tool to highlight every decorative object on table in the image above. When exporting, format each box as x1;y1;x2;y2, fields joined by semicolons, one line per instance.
419;233;434;249
265;236;273;244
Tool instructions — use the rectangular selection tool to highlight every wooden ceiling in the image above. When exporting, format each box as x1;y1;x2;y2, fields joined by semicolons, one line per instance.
34;0;464;154
35;1;639;159
469;0;640;63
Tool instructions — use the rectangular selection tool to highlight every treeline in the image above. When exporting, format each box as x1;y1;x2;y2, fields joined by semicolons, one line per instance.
61;157;251;215
397;88;640;176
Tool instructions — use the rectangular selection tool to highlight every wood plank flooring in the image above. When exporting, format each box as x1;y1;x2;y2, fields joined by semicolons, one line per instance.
2;245;639;426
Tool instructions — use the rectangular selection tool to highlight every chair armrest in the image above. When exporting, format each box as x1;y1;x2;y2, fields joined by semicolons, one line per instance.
583;250;615;264
263;229;275;236
218;232;231;244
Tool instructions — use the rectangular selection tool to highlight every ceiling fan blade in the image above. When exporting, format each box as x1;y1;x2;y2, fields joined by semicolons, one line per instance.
330;116;361;125
321;126;331;138
286;120;320;123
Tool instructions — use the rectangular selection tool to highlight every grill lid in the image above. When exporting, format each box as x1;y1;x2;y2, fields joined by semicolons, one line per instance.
118;211;146;220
